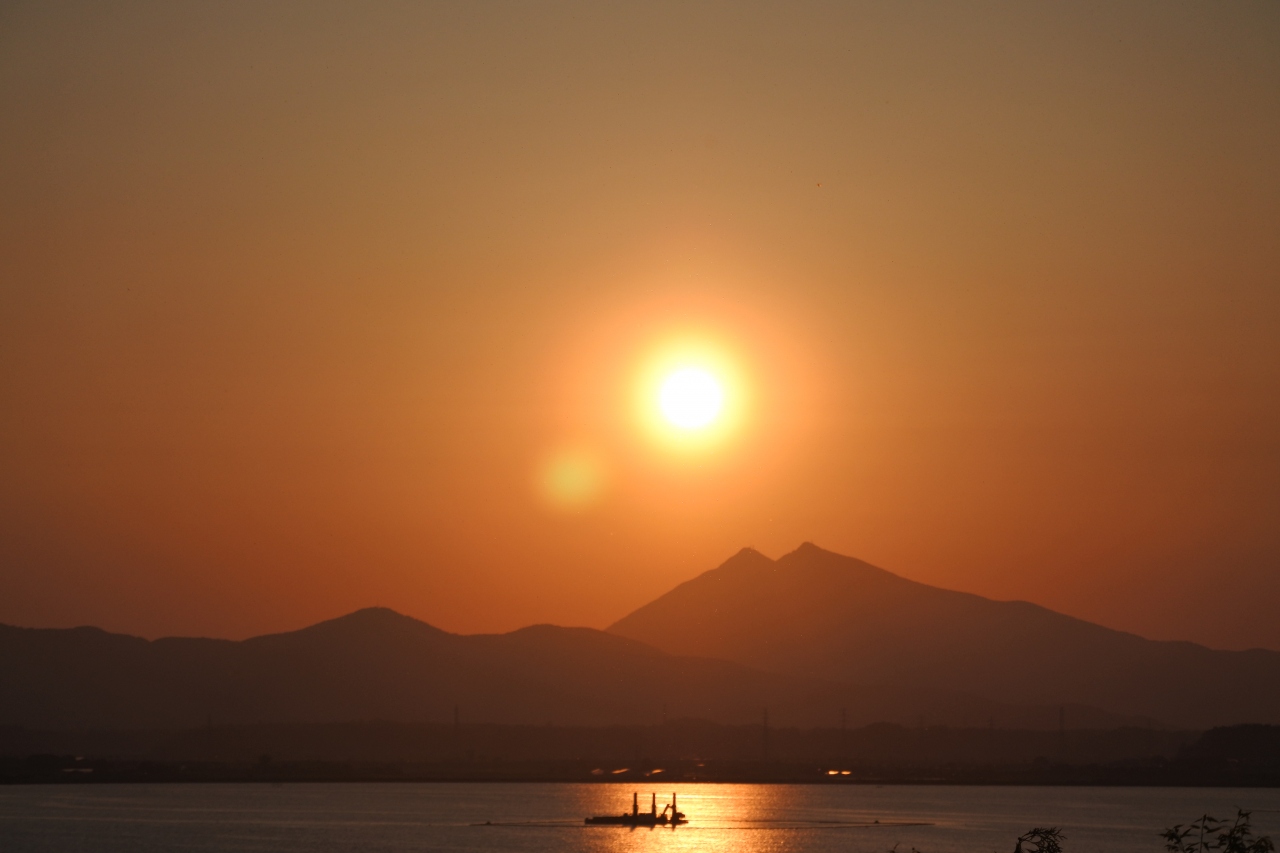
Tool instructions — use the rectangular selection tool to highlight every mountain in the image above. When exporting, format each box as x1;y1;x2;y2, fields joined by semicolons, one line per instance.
0;609;776;729
608;543;1280;729
0;606;1139;732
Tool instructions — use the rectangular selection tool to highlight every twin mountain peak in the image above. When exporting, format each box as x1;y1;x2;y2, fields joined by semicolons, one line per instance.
3;543;1277;731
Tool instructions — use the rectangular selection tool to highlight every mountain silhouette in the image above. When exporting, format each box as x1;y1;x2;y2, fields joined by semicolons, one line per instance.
608;543;1280;729
0;605;1140;731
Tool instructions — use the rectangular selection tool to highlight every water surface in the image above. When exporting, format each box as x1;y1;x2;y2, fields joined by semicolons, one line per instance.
1;782;1277;852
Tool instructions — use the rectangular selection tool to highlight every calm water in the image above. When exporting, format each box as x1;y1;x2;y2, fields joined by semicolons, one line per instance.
1;783;1278;853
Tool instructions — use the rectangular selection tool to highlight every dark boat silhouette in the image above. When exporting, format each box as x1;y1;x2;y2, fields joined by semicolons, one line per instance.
585;792;686;826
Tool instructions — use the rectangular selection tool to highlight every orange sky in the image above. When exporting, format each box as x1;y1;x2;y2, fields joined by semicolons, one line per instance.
1;1;1278;650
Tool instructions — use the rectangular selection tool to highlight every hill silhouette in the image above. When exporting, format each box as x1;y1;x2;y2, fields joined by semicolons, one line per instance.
0;606;1139;731
608;543;1280;729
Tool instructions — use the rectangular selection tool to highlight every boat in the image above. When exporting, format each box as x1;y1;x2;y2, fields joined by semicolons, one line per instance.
585;792;686;826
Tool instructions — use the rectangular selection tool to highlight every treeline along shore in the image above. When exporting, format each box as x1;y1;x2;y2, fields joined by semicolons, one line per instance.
3;721;1278;786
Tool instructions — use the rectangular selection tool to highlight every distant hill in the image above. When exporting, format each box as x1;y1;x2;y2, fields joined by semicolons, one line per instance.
0;606;1139;731
608;543;1280;729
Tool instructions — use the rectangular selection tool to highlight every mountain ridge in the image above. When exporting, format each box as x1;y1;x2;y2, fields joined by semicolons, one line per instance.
6;544;1274;732
0;605;1146;732
608;543;1280;729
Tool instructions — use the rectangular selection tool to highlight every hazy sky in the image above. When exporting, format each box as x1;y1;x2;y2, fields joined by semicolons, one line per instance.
2;1;1278;650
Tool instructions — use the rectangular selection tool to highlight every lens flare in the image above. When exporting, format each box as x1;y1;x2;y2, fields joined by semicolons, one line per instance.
538;447;605;510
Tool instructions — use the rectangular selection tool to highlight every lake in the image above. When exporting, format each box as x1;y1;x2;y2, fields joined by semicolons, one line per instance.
1;782;1278;853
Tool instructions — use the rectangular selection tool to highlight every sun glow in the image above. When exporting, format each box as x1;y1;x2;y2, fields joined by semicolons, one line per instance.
633;335;746;450
658;368;724;430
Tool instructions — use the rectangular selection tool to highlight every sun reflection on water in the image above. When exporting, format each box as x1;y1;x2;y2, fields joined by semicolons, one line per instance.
571;784;908;853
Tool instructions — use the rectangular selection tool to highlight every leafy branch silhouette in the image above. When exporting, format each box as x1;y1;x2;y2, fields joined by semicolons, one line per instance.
1014;827;1065;853
1163;810;1275;853
889;809;1273;853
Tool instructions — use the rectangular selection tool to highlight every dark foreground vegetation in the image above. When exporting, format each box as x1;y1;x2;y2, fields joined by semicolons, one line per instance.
1162;811;1275;853
2;721;1278;786
1006;809;1275;853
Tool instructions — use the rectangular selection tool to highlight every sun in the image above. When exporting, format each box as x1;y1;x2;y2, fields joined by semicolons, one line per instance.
633;335;744;447
658;367;724;430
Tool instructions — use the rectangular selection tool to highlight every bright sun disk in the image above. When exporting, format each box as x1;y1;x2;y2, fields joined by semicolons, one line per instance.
658;367;724;430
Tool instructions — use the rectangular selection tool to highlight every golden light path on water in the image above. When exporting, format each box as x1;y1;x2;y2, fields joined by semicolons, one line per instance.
557;784;918;853
473;783;1280;853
